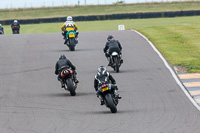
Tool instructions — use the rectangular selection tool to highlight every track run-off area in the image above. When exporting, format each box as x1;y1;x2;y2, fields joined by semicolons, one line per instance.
1;30;200;133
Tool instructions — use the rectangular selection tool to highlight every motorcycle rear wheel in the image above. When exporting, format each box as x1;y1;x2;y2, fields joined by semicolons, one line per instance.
113;57;119;73
66;79;76;96
105;93;117;113
69;38;75;51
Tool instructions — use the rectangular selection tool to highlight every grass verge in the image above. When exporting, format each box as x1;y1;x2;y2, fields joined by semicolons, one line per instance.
2;16;200;73
0;1;200;20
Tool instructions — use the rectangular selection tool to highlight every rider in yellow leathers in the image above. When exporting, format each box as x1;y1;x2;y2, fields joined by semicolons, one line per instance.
61;16;78;44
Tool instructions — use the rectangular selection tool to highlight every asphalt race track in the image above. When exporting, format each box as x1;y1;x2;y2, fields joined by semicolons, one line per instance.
1;30;200;133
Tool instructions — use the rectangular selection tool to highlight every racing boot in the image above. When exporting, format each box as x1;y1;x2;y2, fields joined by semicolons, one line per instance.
107;57;111;66
99;95;104;105
64;40;67;44
97;93;104;105
75;32;79;43
114;90;121;99
119;53;123;64
120;59;123;64
58;77;65;88
60;81;65;88
75;79;79;83
73;73;79;83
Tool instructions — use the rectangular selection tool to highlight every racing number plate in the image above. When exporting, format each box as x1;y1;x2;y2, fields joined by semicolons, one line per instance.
102;87;108;92
69;33;75;38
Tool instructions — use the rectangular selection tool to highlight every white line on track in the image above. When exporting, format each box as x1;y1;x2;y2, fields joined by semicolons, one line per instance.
132;29;200;111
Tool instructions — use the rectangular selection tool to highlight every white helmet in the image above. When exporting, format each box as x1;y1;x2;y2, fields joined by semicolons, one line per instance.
14;20;18;23
0;24;2;27
98;66;107;73
67;16;73;21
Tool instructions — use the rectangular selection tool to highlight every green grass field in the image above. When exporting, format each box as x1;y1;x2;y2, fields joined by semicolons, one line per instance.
3;15;200;72
0;1;200;20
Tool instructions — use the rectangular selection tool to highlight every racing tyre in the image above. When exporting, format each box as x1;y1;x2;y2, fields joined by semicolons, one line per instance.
66;79;76;96
105;93;117;113
69;38;75;51
114;57;119;73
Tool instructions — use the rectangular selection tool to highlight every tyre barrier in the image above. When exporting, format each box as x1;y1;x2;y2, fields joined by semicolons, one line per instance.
1;10;200;25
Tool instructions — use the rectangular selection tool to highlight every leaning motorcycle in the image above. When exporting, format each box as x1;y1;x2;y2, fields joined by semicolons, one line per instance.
60;68;77;96
0;30;4;35
64;30;78;51
109;51;122;73
98;83;119;113
12;26;20;34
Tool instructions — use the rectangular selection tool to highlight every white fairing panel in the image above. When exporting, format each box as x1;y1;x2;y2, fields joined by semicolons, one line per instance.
112;52;118;56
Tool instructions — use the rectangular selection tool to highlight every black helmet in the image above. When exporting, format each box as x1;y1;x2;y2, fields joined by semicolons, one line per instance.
98;66;107;73
59;54;66;59
107;35;113;41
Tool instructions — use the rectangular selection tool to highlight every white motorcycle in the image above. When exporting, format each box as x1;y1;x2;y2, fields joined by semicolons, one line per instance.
108;51;123;73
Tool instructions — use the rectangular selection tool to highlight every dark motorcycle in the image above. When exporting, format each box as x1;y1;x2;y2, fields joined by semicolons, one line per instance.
109;51;122;73
60;68;77;96
98;83;119;113
0;30;4;35
64;30;78;51
12;26;20;34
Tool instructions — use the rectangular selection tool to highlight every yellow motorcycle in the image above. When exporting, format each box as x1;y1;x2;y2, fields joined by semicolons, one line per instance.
64;30;78;51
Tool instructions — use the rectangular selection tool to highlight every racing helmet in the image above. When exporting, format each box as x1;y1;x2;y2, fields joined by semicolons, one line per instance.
59;54;66;59
67;16;73;21
107;35;113;41
14;20;18;23
98;66;107;73
0;24;2;27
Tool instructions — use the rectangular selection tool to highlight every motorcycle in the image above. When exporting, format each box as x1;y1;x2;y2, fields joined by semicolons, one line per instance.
98;82;119;113
12;26;20;34
109;51;122;73
60;68;77;96
64;30;78;51
0;30;4;35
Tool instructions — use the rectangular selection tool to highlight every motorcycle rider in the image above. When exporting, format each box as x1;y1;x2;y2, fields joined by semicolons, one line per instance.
55;54;79;88
11;20;20;33
0;24;4;34
103;35;123;66
94;66;121;105
61;16;78;44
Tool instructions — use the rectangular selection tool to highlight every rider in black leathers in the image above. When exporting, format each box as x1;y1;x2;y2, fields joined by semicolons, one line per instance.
94;66;121;105
0;24;4;34
55;55;79;88
103;35;123;66
11;20;20;34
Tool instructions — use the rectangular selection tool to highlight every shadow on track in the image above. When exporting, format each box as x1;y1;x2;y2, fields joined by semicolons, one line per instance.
75;92;94;97
40;91;94;98
50;48;99;53
45;92;72;97
108;67;163;74
85;109;136;114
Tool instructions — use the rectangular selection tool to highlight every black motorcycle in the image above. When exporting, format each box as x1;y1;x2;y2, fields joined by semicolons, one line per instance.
12;25;20;34
0;30;4;35
60;68;77;96
98;83;119;113
109;51;123;73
